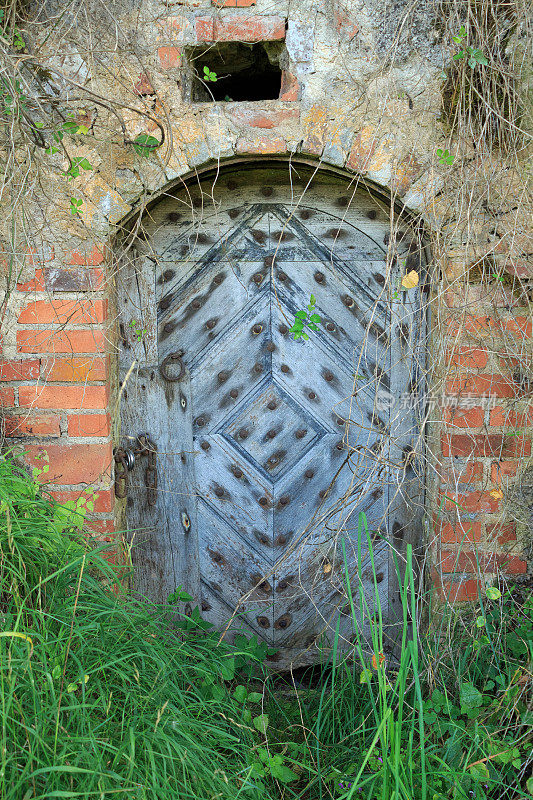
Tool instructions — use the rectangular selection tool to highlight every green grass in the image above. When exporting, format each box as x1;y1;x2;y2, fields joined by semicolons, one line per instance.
0;451;531;800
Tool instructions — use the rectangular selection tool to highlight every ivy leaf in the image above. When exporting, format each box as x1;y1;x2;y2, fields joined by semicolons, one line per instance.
133;133;160;157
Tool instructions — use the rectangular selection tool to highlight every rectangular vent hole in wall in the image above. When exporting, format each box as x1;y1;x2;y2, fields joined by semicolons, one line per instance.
186;42;285;102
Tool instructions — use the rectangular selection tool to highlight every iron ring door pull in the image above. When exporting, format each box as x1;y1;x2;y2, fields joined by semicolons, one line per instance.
160;350;185;382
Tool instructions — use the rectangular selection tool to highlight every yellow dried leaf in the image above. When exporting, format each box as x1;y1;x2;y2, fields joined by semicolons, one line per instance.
401;270;419;289
490;489;503;500
323;560;332;574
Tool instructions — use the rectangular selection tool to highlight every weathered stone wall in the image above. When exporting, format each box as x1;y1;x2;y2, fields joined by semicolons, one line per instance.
0;0;531;598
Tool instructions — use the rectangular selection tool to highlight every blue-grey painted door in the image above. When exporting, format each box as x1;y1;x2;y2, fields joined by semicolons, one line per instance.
118;164;426;668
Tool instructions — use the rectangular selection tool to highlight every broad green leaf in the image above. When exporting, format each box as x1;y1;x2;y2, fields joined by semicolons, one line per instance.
295;310;307;319
233;685;248;703
248;692;262;703
486;587;501;601
469;763;489;781
253;714;269;733
526;776;533;794
310;294;316;304
476;616;486;627
309;313;321;323
270;762;299;783
220;657;235;681
459;682;483;712
67;682;78;693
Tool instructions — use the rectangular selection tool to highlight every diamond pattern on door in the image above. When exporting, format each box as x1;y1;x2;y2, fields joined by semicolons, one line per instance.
221;384;330;480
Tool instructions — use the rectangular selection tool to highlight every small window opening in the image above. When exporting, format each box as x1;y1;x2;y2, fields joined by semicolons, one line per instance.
186;42;285;102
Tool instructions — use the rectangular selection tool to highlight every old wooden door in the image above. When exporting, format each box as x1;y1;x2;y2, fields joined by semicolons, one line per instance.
117;163;425;668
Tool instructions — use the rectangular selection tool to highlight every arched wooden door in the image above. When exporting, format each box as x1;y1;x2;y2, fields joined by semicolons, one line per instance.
117;163;426;668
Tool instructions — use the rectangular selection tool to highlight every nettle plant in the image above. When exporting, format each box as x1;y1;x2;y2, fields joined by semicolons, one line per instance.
452;26;488;68
290;295;322;341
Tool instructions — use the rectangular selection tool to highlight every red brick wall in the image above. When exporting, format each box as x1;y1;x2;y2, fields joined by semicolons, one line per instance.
433;281;531;602
1;242;115;542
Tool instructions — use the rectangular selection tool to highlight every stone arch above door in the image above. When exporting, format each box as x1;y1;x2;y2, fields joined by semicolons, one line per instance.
116;161;428;668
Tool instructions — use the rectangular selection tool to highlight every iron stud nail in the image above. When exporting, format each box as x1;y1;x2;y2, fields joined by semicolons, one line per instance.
267;400;277;410
196;416;206;427
259;496;269;507
201;441;210;451
257;616;270;628
266;429;278;439
326;322;336;332
343;295;354;308
238;428;249;439
295;429;307;439
252;272;264;284
314;271;325;284
277;535;287;545
281;364;290;373
229;388;239;399
217;370;229;382
160;296;171;310
279;495;290;506
279;324;288;335
308;391;317;400
277;271;287;281
213;274;224;285
191;299;201;310
232;466;243;478
266;341;275;352
252;323;263;335
324;371;334;382
305;469;314;478
163;322;174;333
214;486;225;498
206;318;217;330
163;269;174;280
253;362;263;373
